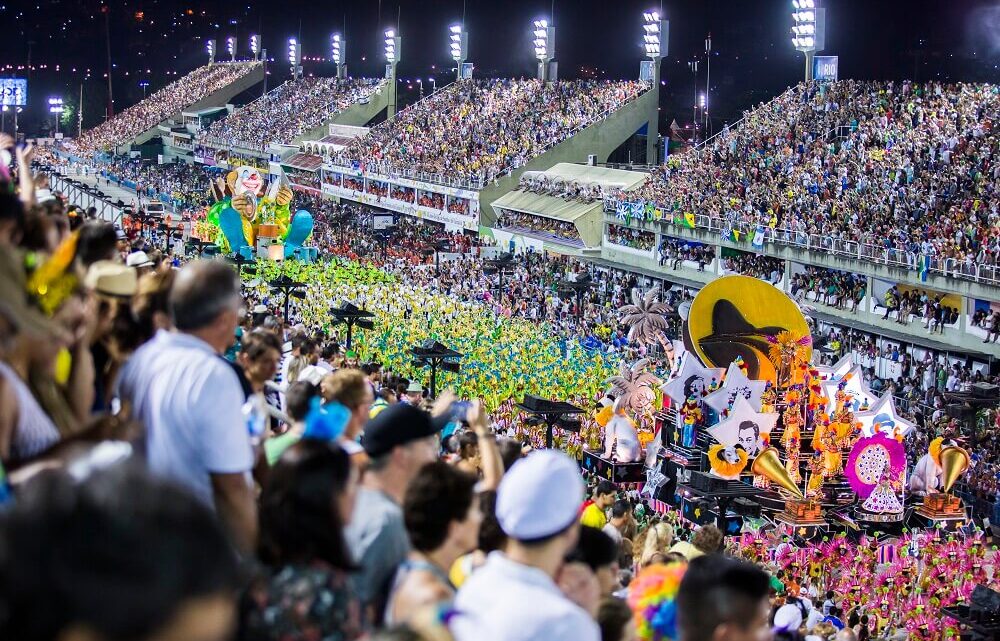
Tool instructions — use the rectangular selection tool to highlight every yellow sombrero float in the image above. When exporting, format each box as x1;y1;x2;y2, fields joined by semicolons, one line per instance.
684;275;811;383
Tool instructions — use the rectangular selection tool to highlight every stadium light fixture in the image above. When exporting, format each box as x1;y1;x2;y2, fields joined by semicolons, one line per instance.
288;38;301;79
384;28;400;65
532;18;555;81
790;0;826;80
226;36;236;61
206;39;216;64
250;34;259;60
642;9;667;60
331;32;346;78
449;23;468;80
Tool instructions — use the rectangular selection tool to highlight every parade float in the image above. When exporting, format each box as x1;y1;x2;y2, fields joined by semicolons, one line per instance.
580;275;973;538
194;165;316;261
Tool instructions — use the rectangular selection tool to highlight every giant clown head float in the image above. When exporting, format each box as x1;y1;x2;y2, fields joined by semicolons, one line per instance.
205;165;313;259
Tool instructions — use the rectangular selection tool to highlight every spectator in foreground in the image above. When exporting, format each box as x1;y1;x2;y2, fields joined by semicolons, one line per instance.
0;465;242;641
676;554;772;641
347;403;443;625
321;368;375;463
452;449;601;641
244;440;362;641
117;259;257;552
566;526;621;597
386;461;481;625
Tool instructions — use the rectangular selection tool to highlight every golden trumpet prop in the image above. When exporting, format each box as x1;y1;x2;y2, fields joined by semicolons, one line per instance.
751;447;804;499
939;446;970;494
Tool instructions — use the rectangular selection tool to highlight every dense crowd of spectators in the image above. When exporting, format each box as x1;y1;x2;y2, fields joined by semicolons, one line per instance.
877;284;960;331
628;80;1000;282
200;78;383;151
790;266;867;312
721;252;784;284
14;137;1000;641
658;237;715;271
98;157;218;207
335;79;648;187
73;62;262;152
518;173;612;203
496;209;579;241
606;223;655;250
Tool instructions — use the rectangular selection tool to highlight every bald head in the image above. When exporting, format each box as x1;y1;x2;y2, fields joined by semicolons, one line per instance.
835;628;858;641
169;260;241;331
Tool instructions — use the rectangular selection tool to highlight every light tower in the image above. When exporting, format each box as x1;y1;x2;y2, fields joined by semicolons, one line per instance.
226;36;237;62
48;97;64;135
791;0;826;81
250;34;259;61
288;38;302;79
449;24;468;81
532;19;556;82
331;33;346;79
206;39;216;65
384;28;401;119
642;10;668;164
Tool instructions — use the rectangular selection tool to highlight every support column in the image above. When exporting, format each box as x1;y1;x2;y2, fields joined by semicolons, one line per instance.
866;275;874;314
646;59;661;165
782;259;791;293
387;63;398;120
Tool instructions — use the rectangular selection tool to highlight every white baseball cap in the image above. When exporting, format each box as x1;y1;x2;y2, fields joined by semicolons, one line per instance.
496;449;584;540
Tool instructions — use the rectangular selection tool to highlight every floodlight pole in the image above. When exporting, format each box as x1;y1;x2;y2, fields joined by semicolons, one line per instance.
385;29;401;119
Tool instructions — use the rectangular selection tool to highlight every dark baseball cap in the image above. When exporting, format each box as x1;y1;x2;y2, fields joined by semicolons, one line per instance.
362;403;448;457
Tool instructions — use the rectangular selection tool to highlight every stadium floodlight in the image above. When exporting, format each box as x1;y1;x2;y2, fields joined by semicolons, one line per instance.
288;37;301;79
250;34;259;59
790;0;825;80
532;18;555;81
449;23;468;65
642;9;667;60
384;28;400;64
206;39;216;64
226;36;236;61
331;34;342;64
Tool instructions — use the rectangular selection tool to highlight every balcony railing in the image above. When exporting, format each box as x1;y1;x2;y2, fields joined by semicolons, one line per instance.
604;198;1000;287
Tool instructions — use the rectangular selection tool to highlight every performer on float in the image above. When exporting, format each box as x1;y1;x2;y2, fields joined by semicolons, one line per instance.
206;166;314;258
678;395;703;448
781;394;804;484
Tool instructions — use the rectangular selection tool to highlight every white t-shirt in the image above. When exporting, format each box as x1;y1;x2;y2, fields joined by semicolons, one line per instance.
118;330;253;508
453;552;600;641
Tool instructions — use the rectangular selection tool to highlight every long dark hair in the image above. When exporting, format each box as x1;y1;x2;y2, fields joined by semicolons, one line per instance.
258;440;356;571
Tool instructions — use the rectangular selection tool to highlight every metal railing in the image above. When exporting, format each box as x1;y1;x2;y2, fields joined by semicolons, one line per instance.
603;199;1000;287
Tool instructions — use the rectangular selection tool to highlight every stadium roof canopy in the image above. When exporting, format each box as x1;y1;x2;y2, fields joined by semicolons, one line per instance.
490;163;647;248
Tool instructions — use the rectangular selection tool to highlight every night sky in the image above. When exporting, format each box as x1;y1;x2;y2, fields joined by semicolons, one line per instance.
4;0;1000;134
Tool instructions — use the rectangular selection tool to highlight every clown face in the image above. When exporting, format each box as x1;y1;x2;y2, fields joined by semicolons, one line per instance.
722;446;743;464
234;166;265;196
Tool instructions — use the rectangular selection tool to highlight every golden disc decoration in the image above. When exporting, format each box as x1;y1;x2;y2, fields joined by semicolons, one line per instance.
685;275;811;383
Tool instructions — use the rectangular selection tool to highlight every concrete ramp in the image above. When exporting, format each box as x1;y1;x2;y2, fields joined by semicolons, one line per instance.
292;81;390;145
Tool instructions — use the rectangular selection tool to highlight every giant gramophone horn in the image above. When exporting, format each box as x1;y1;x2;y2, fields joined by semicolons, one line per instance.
939;446;970;494
751;447;804;499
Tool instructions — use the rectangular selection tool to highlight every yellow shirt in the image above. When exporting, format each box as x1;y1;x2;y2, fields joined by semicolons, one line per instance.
580;503;608;529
